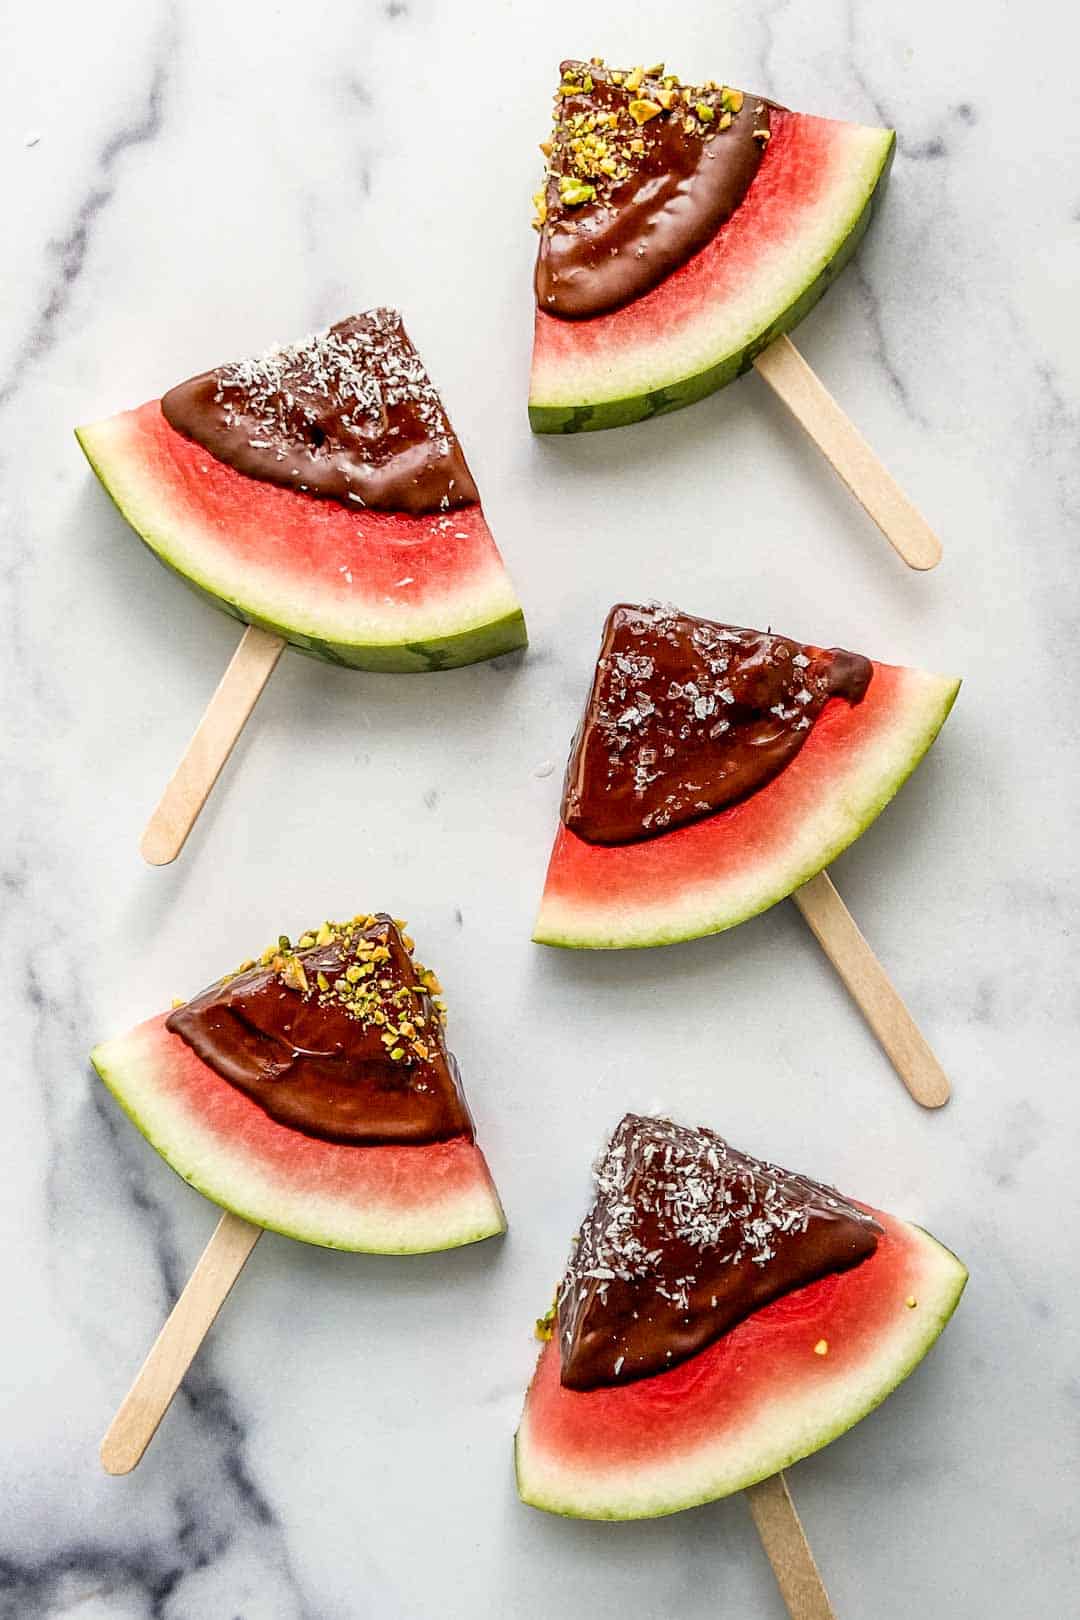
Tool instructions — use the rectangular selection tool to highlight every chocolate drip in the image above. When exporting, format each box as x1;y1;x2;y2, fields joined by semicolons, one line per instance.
161;309;478;515
562;603;873;845
535;61;773;319
166;915;473;1146
558;1115;881;1391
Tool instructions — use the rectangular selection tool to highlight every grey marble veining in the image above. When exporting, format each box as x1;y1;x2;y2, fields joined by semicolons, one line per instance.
2;1;1078;1616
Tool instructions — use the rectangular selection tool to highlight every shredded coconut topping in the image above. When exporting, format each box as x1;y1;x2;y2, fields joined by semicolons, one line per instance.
561;1114;875;1313
214;307;453;462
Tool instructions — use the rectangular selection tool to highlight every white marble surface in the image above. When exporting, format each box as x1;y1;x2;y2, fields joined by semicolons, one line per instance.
3;1;1078;1615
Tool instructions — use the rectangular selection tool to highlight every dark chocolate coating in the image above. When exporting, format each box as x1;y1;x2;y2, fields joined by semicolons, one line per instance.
166;916;473;1146
162;309;478;515
562;603;872;844
536;62;773;319
558;1115;881;1390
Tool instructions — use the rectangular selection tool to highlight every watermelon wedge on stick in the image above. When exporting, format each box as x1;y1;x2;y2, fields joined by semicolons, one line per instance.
91;912;505;1473
530;59;941;569
76;309;527;864
534;604;960;1106
515;1114;967;1618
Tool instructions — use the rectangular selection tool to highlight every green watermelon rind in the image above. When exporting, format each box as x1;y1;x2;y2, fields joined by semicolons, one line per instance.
534;669;960;950
75;423;528;674
528;128;895;434
515;1221;968;1520
91;1028;507;1256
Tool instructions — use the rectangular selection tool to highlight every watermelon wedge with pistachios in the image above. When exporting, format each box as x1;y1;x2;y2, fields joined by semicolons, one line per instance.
529;59;894;432
91;914;506;1253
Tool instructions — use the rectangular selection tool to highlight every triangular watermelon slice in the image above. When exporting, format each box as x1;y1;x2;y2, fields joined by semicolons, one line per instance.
516;1115;967;1520
91;915;505;1254
535;604;959;949
77;310;527;671
529;59;894;433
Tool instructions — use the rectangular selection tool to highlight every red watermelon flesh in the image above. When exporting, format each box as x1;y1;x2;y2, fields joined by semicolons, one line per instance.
530;103;895;432
91;1014;505;1254
76;400;526;672
516;1208;967;1519
535;658;960;949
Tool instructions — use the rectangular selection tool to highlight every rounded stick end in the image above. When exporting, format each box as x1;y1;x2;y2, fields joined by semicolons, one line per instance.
139;823;182;866
100;1433;140;1475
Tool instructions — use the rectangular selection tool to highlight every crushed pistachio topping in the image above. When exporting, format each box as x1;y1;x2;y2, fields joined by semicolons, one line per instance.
558;175;597;206
532;58;757;230
534;1295;559;1342
229;914;446;1066
628;98;663;124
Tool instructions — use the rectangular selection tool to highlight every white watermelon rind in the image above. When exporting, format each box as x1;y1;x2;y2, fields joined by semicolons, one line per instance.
75;418;528;674
529;123;895;434
534;668;960;950
515;1220;967;1520
91;1025;507;1255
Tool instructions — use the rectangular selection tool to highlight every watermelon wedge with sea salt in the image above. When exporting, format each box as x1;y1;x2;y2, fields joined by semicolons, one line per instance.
534;604;959;950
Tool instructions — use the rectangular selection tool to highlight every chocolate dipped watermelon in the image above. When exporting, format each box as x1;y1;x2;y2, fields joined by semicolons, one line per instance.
534;603;959;949
516;1114;967;1519
91;913;505;1253
77;309;526;671
529;59;895;432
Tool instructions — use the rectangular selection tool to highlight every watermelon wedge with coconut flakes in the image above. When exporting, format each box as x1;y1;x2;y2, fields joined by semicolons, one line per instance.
91;915;505;1254
77;313;526;672
529;60;894;433
535;606;959;950
518;1210;966;1519
516;1115;967;1520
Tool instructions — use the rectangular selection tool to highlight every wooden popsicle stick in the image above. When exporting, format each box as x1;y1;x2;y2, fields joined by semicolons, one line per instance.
753;334;942;572
746;1472;837;1620
100;1211;262;1475
792;869;950;1109
140;624;285;866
